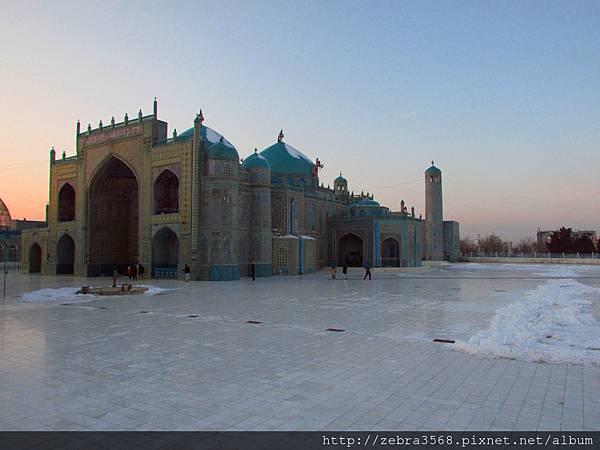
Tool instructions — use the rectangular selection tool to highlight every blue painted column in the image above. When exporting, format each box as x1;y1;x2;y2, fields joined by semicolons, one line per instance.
299;238;303;275
374;222;380;267
290;199;294;235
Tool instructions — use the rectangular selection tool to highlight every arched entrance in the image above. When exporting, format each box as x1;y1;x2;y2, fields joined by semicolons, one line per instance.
338;233;363;267
57;234;75;274
153;170;179;214
381;237;400;267
152;227;179;278
58;183;76;222
29;243;41;273
88;156;139;276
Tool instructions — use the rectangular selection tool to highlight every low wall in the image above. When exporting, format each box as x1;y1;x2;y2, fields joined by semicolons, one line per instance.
461;256;600;265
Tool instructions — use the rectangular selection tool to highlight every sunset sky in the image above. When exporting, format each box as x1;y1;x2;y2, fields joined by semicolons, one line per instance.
1;0;599;241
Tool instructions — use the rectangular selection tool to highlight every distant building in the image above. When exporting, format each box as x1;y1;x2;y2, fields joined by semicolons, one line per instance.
21;100;460;279
0;197;47;266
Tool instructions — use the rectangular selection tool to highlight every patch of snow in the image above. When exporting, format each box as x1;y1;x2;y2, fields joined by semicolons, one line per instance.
283;143;313;164
205;127;234;149
257;154;267;160
138;285;176;296
21;285;175;302
456;279;600;365
21;287;93;304
300;235;316;240
274;234;300;239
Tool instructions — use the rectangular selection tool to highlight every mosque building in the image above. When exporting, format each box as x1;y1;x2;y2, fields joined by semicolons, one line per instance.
20;100;459;279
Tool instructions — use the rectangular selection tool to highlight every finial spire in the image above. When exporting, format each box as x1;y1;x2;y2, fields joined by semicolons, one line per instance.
278;129;284;142
153;97;158;117
76;120;80;134
199;109;204;123
254;148;258;153
431;160;435;166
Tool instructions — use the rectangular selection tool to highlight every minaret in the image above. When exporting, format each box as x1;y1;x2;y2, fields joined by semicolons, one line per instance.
425;161;443;260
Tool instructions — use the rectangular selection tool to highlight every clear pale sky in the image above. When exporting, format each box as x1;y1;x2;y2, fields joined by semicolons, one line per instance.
1;0;599;241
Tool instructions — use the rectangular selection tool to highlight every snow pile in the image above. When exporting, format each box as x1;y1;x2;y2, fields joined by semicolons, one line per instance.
138;285;176;296
21;287;92;304
456;279;600;365
21;285;175;302
283;143;313;163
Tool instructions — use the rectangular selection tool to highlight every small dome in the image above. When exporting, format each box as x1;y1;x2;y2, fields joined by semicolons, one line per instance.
207;140;239;161
358;198;380;206
425;164;441;175
334;174;347;184
347;202;359;209
260;141;313;176
0;197;11;229
242;150;271;170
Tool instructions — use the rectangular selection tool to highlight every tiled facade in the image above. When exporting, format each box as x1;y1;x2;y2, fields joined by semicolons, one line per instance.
21;100;459;279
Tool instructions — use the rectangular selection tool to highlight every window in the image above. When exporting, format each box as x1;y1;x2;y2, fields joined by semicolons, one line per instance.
224;163;232;175
57;183;75;222
276;247;288;268
153;170;179;214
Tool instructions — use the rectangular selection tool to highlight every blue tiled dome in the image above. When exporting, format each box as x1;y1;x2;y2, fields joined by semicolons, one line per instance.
207;140;239;161
178;125;235;148
242;150;271;170
358;198;380;206
259;141;313;176
335;174;347;183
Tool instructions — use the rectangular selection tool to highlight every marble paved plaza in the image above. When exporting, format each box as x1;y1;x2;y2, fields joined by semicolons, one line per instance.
1;264;599;431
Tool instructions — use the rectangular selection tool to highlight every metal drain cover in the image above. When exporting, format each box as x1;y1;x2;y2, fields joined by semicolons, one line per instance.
246;320;263;324
433;338;455;344
187;315;199;318
326;328;345;332
139;311;150;314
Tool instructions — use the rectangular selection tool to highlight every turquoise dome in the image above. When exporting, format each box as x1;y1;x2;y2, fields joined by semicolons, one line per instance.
335;174;347;183
178;125;235;148
259;141;313;176
207;140;239;161
358;198;380;206
425;164;441;175
347;202;359;208
242;150;271;170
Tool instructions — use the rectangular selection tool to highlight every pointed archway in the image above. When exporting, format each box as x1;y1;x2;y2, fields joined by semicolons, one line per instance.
152;227;179;278
88;156;139;276
153;170;179;214
57;234;75;274
338;233;363;267
29;243;41;273
381;237;400;267
57;183;76;222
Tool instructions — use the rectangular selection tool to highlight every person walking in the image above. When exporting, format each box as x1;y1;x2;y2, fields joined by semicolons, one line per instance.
251;263;256;281
127;265;133;281
131;264;138;282
183;264;191;283
112;266;118;288
330;265;337;280
342;262;348;279
363;261;372;280
138;263;145;279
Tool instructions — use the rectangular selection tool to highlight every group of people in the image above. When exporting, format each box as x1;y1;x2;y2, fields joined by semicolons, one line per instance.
111;263;145;288
330;260;372;280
